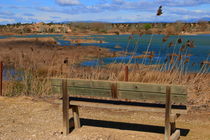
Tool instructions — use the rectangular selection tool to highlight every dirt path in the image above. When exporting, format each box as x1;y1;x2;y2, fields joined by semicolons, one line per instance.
0;96;210;140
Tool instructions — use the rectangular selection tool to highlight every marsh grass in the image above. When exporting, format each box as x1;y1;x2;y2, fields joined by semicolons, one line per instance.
0;34;209;110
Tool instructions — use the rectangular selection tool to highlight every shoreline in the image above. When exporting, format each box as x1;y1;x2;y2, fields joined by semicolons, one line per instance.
1;31;210;37
180;31;210;35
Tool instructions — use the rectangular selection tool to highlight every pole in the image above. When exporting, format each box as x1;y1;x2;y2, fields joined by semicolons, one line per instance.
0;61;3;96
125;65;128;81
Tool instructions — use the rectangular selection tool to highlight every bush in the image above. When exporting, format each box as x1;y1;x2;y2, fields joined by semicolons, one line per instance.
144;24;152;30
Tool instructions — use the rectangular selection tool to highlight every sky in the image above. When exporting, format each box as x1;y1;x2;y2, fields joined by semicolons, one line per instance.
0;0;210;24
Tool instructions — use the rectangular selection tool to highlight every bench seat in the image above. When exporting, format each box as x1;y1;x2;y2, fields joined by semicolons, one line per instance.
70;100;187;114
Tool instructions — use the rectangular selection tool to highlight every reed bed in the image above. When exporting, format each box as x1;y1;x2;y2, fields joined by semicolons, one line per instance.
0;35;209;110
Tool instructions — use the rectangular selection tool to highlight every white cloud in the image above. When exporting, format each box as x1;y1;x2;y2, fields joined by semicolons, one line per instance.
56;0;80;6
0;18;15;23
167;8;210;17
157;0;210;7
1;0;210;24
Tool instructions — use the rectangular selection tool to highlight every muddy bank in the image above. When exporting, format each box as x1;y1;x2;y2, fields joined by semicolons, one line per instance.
64;38;107;44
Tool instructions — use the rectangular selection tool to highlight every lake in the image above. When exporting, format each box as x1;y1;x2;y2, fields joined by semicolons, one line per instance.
0;34;209;73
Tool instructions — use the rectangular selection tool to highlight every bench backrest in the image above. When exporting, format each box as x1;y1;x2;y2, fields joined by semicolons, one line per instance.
51;78;187;105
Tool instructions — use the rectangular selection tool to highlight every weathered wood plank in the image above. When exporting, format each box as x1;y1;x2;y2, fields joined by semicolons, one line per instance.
52;86;107;95
165;86;171;140
62;80;69;135
51;78;187;105
69;87;113;98
119;91;187;104
51;78;62;85
118;82;186;95
52;86;187;104
53;86;113;98
171;86;187;95
69;101;188;114
51;79;187;95
52;86;61;94
69;79;114;89
52;79;114;89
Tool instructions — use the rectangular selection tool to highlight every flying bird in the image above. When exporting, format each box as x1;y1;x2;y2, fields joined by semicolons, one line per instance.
157;6;163;16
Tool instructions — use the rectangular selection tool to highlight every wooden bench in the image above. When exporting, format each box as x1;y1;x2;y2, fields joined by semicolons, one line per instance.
51;78;188;140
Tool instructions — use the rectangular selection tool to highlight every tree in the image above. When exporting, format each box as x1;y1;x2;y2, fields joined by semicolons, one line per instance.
144;24;152;30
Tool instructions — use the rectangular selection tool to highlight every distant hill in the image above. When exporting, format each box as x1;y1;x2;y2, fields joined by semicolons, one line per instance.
60;21;111;24
182;17;210;23
59;18;210;24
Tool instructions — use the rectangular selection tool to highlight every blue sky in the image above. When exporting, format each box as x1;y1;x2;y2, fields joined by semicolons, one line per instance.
0;0;210;24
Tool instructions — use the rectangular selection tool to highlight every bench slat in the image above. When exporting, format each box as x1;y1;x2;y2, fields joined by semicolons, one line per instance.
51;79;186;95
67;87;112;98
69;100;187;114
51;79;187;105
119;91;187;104
52;79;113;89
52;86;187;104
118;82;186;95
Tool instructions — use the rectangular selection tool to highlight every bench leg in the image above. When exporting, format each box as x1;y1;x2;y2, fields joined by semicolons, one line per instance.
63;101;69;135
72;106;81;129
165;112;171;140
170;114;180;140
62;80;70;135
170;114;176;134
165;86;171;140
166;115;177;139
170;122;176;134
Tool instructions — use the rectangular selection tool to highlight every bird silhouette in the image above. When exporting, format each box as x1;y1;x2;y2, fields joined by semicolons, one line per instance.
157;6;163;16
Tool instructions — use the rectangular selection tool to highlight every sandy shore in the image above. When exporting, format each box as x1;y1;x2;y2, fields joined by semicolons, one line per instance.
1;31;210;37
0;96;210;140
180;31;210;35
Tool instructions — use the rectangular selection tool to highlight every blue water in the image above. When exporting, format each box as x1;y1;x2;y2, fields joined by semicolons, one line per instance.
0;34;209;73
2;66;23;80
70;34;210;72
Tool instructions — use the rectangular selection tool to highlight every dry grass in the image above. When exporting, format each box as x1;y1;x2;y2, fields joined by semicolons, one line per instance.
0;37;123;96
0;36;209;111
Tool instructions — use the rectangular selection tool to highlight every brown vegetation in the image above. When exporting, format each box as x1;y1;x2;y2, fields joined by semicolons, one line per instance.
1;21;210;35
0;37;123;96
0;36;209;111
